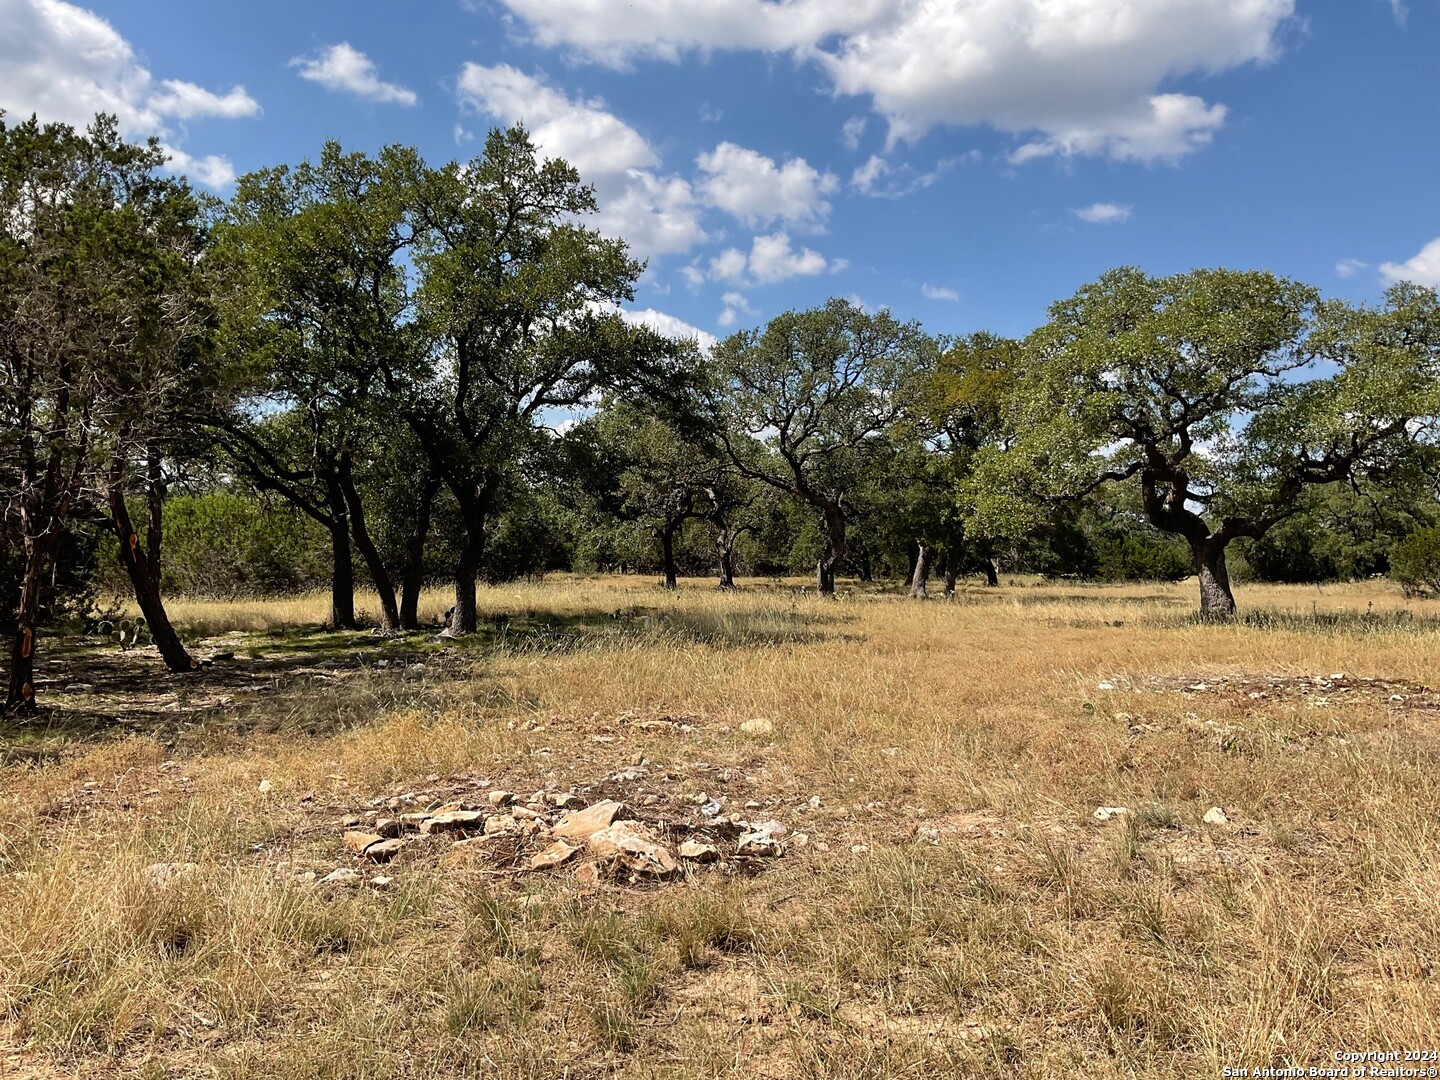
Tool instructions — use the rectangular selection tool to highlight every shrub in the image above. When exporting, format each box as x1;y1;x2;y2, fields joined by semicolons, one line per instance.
1390;526;1440;597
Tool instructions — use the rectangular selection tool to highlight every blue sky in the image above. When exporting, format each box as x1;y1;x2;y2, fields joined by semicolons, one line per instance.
2;0;1436;343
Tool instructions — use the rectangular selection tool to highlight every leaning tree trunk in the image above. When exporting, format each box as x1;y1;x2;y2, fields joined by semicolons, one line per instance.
815;501;846;597
399;474;441;630
108;452;194;673
1192;540;1237;618
6;534;54;711
909;542;931;599
338;451;399;631
659;526;679;589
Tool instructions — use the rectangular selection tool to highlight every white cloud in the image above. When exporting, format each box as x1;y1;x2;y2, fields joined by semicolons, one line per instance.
717;290;758;327
497;0;1292;164
148;80;259;120
1380;238;1440;288
850;151;965;198
708;232;835;285
921;284;959;302
841;115;867;150
618;306;717;350
695;142;838;229
455;64;704;259
1385;0;1408;26
1334;257;1368;279
0;0;256;187
293;43;417;106
1072;202;1133;224
161;145;235;188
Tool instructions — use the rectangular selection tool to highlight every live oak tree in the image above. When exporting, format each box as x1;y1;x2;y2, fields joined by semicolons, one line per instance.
971;268;1439;617
212;143;422;630
404;126;683;633
707;299;932;595
1;115;209;709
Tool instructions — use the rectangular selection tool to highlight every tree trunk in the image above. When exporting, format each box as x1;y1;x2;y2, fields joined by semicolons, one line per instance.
984;557;1000;588
815;501;845;597
6;535;52;711
108;452;194;673
659;526;679;589
399;474;441;630
328;516;357;630
338;451;399;631
1192;540;1237;618
909;542;931;599
717;531;737;590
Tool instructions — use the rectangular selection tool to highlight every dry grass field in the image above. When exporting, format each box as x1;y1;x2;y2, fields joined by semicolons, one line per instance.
3;575;1440;1078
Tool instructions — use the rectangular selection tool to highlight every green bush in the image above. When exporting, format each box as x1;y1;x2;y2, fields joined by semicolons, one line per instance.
1390;526;1440;597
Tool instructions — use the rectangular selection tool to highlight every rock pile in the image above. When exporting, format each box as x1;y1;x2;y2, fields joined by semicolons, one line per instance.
324;786;791;887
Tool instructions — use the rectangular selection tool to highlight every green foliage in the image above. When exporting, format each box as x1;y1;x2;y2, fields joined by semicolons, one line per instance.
1390;526;1440;597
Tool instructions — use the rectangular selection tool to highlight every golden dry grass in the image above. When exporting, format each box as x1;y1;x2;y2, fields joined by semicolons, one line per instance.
3;574;1440;1077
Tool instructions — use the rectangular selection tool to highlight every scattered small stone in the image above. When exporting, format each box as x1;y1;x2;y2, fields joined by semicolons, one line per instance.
744;800;761;810
641;794;661;807
421;810;486;835
574;862;603;888
1202;807;1229;826
550;792;584;809
340;815;362;828
1096;681;1116;691
678;839;720;862
370;876;394;889
792;832;809;847
529;840;580;871
293;871;317;884
319;868;361;885
510;805;545;822
487;790;515;807
610;766;649;783
808;795;823;809
343;830;385;854
258;779;274;794
374;818;402;839
914;826;940;845
739;718;775;736
850;844;870;855
1092;806;1131;823
484;815;518;835
553;799;625;840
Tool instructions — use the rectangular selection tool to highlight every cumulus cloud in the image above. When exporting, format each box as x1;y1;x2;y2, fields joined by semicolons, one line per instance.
717;290;758;327
618;306;717;350
494;0;1294;164
921;283;959;301
292;43;417;106
1334;257;1369;279
456;64;704;259
841;115;867;150
709;230;839;285
695;142;837;229
0;0;257;187
1072;202;1133;224
1380;238;1440;288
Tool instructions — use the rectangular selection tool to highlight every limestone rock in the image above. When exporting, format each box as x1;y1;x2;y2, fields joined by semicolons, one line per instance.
374;818;402;839
487;790;515;807
529;840;580;871
319;867;361;885
1202;806;1229;826
343;830;385;854
145;862;199;889
258;779;274;794
587;823;677;877
678;839;719;863
553;799;625;840
1092;806;1131;823
739;718;774;736
364;838;406;863
421;810;486;834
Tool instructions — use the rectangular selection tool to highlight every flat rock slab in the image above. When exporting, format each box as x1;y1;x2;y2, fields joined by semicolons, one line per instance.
553;799;625;840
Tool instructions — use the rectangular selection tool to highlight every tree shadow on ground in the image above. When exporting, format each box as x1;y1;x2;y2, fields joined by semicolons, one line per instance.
1;604;855;756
